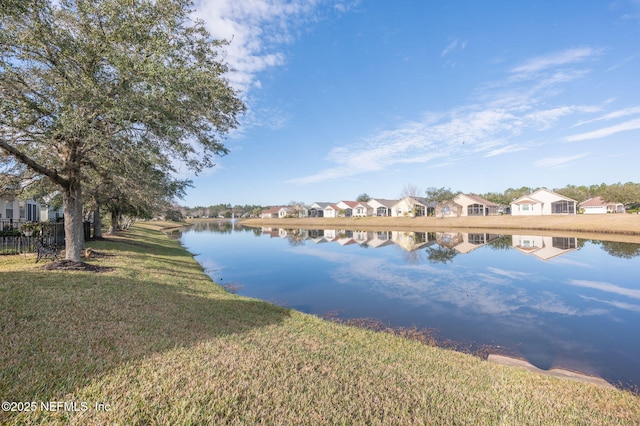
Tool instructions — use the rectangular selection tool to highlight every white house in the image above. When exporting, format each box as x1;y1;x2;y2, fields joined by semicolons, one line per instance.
367;199;397;216
308;202;332;217
391;196;435;217
0;197;40;229
579;196;625;214
323;204;340;218
336;201;359;217
453;194;500;217
510;188;577;216
278;206;295;218
352;202;372;217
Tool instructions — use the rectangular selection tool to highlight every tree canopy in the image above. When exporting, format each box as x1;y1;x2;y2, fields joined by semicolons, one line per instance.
0;0;245;261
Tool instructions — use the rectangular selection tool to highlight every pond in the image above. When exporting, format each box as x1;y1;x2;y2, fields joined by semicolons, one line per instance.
172;221;640;389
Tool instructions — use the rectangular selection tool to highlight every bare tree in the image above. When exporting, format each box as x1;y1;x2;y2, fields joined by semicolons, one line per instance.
400;184;422;198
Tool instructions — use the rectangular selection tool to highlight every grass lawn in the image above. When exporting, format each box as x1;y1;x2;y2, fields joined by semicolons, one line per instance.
1;222;639;424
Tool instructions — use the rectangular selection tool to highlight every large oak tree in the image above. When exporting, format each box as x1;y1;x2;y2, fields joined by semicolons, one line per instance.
0;0;245;261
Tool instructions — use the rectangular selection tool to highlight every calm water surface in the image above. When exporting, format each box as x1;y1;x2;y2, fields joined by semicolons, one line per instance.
174;222;640;388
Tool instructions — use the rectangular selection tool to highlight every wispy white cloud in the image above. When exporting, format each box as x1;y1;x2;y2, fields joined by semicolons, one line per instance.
509;47;602;76
568;279;640;300
564;117;640;142
288;46;606;185
486;267;531;280
534;153;590;168
580;296;640;313
484;143;527;157
572;106;640;127
441;38;467;57
194;0;356;94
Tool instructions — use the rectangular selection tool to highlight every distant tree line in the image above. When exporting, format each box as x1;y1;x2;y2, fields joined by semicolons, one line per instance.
180;204;265;219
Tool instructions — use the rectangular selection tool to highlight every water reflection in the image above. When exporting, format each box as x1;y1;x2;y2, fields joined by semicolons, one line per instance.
178;223;640;387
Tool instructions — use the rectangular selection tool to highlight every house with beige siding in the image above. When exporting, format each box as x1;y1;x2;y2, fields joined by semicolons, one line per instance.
510;188;577;216
261;206;280;219
453;194;500;216
391;196;435;217
367;199;397;216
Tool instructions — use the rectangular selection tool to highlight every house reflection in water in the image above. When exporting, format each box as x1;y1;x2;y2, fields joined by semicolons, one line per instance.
261;227;579;261
512;235;578;261
436;232;501;254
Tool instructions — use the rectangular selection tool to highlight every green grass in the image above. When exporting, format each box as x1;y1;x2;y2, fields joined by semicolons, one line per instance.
1;223;639;425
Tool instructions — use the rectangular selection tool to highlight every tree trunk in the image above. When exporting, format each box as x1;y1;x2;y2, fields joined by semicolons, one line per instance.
62;183;84;262
93;203;103;239
109;209;119;234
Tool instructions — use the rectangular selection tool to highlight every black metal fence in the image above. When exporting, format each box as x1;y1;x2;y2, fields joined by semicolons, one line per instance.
0;218;28;231
0;222;66;255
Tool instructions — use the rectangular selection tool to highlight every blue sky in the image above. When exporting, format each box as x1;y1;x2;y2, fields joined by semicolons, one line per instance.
183;0;640;207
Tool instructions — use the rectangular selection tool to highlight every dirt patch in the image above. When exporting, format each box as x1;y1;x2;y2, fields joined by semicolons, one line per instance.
40;260;113;273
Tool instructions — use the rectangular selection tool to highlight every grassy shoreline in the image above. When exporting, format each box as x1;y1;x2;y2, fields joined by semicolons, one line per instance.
1;222;639;424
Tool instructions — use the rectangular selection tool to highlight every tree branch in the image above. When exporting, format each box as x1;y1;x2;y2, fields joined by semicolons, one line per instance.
0;139;69;187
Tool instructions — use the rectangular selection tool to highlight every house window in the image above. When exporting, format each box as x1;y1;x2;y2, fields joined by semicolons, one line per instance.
414;205;425;216
521;204;530;211
442;206;450;214
552;237;576;249
468;233;486;245
5;207;13;219
551;200;575;214
467;204;484;216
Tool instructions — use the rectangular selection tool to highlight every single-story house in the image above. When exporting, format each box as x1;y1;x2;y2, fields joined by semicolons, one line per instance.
261;206;280;219
308;202;332;217
453;194;500;217
579;196;625;214
367;199;397;216
278;206;295;218
336;201;359;217
353;202;372;217
391;196;435;217
323;204;340;218
510;188;577;216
